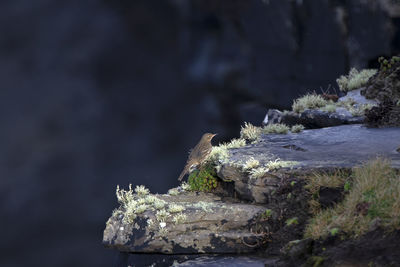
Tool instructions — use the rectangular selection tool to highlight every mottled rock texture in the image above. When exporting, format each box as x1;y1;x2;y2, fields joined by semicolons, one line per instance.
103;193;267;254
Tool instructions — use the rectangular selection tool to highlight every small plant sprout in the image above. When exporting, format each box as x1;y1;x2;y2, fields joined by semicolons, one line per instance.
291;124;305;133
173;213;187;224
168;188;180;196
262;123;290;134
263;209;272;218
291;181;296;187
330;228;339;236
292;93;328;113
155;209;170;221
344;181;351;192
240;122;262;143
243;157;260;171
168;204;185;213
286;217;299;226
135;185;150;196
336;68;377;92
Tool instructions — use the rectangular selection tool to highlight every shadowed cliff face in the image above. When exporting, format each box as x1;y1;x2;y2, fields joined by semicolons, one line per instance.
0;0;398;266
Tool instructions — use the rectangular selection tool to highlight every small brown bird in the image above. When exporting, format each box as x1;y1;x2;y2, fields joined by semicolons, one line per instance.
178;133;217;181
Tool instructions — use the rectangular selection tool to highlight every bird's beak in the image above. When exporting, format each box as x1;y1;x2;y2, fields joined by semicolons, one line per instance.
212;134;217;138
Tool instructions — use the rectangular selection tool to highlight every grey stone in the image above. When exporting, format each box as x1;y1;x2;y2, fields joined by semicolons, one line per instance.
218;124;400;203
103;192;267;254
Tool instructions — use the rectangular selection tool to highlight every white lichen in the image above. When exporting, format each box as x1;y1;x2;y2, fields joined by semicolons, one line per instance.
168;204;185;213
155;209;170;221
144;195;158;205
135;204;148;214
290;124;305;133
135;185;150;196
292;94;328;113
242;157;260;171
167;188;180;196
262;123;290;134
158;227;169;237
336;68;377;92
266;159;298;171
153;198;166;210
320;104;337;113
206;145;230;164
180;182;190;191
240;122;262;143
172;213;187;224
249;167;269;179
223;138;247;149
116;184;134;207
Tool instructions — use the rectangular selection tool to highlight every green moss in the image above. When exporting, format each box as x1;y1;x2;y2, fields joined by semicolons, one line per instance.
261;209;272;219
304;158;400;240
330;227;339;236
286;217;299;226
188;164;219;192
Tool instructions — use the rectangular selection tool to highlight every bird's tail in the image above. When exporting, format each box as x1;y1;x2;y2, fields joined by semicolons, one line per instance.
178;166;188;181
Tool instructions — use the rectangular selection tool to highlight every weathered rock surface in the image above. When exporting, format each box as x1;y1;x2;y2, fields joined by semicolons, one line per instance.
103;193;267;254
263;89;376;128
219;124;400;203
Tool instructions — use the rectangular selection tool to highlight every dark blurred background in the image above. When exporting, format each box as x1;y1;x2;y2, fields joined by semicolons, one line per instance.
1;0;399;266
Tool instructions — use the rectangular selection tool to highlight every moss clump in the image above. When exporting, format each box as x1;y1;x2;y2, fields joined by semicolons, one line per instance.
188;164;219;192
240;122;262;143
262;123;290;134
320;104;337;113
336;68;377;92
242;157;260;171
292;94;328;113
304;158;400;240
291;124;305;133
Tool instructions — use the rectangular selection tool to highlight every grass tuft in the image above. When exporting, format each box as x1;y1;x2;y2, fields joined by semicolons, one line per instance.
304;158;400;239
